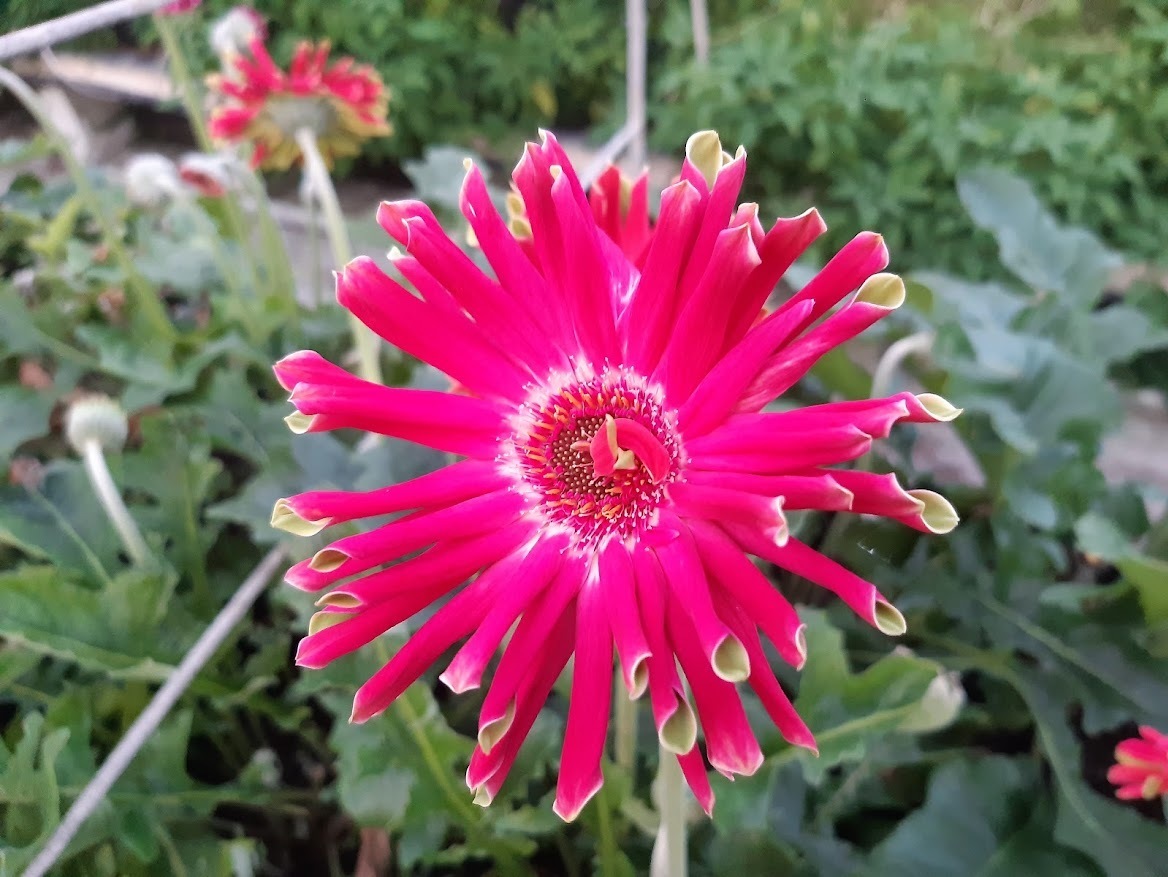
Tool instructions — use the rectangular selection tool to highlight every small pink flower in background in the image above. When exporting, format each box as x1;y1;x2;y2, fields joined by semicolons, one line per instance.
271;130;961;821
589;165;652;264
159;0;201;15
208;37;390;171
1108;726;1168;800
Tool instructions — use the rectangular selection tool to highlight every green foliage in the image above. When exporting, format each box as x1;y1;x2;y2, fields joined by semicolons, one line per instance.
652;0;1168;276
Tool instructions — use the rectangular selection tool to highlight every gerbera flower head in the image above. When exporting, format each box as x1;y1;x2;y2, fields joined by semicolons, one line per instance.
1108;726;1168;800
208;37;390;171
272;130;961;821
159;0;201;15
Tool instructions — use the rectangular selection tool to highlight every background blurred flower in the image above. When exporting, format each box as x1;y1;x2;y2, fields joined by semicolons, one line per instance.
208;37;391;171
209;6;266;63
272;130;959;820
159;0;201;16
123;153;182;207
1109;726;1168;801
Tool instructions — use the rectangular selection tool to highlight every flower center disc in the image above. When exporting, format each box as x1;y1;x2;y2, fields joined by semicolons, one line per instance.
512;372;681;544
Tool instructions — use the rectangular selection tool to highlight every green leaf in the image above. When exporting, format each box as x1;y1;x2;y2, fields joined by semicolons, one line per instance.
0;387;55;460
780;611;961;783
864;756;1098;877
0;713;69;873
1074;512;1168;623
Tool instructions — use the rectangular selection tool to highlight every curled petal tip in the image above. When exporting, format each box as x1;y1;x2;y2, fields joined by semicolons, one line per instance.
909;489;960;534
711;635;751;683
915;392;962;422
309;547;349;573
856;272;906;309
873;599;907;637
270;498;331;536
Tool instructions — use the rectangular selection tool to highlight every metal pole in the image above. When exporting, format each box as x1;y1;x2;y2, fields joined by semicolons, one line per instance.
689;0;710;67
625;0;647;174
0;0;176;62
20;547;287;877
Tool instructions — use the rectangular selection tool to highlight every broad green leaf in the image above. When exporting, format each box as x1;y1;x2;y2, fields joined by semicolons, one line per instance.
0;387;55;461
0;713;69;872
780;611;960;783
864;756;1098;877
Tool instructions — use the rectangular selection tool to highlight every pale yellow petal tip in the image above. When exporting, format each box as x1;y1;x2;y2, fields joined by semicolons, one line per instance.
309;548;348;573
284;411;314;434
315;591;362;610
712;636;751;683
307;610;353;635
856;272;906;309
874;599;907;637
629;660;649;700
659;701;698;755
909;489;960;534
916;393;963;422
794;624;808;670
685;130;724;190
472;786;494;808
477;701;516;756
271;498;332;537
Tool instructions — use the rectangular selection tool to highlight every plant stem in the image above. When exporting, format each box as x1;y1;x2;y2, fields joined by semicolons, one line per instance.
80;439;151;567
0;66;175;344
869;330;935;399
153;13;212;151
650;748;687;877
294;126;382;385
614;685;638;774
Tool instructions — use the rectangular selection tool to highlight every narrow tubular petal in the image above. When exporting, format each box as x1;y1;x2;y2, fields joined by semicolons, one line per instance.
677;749;716;817
687;470;854;512
825;470;944;533
635;550;698;754
336;257;531;400
687;425;874;475
303;490;528;588
622;180;703;370
284;352;507;457
667;600;764;779
599;543;651;698
654;519;750;683
724;208;828;345
388;251;465;318
477;558;585;753
460;163;573;350
676;154;747;304
677;299;815;437
774;231;889;329
658;223;762;399
728;527;906;637
738;279;904;411
325;523;533;607
670;481;788;544
277;459;506;532
553;575;614;822
716;595;817;752
440;532;568;694
687;519;807;669
733;391;948;442
467;605;576;802
379;204;552;369
350;548;530;723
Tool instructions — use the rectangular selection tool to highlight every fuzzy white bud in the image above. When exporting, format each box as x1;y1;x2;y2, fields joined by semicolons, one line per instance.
65;395;128;454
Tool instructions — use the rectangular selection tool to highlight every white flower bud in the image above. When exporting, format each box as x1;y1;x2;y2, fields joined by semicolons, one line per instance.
65;395;128;454
210;7;266;62
123;153;181;207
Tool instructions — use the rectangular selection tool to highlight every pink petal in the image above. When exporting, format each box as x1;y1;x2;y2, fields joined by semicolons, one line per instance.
676;153;748;304
724;208;828;345
350;547;532;723
775;231;889;329
599;543;651;698
670;481;788;544
301;490;528;589
622;180;703;370
476;559;585;753
278;459;506;531
687;424;874;475
667;599;763;779
336;259;531;401
717;594;817;751
654;518;750;683
440;532;568;694
657;223;762;399
677;749;716;816
728;528;906;637
678;299;815;437
326;523;533;607
553;574;614;822
687;519;807;669
614;418;672;483
686;470;854;512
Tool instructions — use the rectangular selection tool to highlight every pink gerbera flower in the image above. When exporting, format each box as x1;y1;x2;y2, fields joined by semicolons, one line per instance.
208;37;390;171
271;131;961;821
1108;726;1168;800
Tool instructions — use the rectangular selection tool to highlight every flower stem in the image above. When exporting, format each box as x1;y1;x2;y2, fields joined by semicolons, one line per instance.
153;13;212;151
869;330;935;400
294;126;382;385
79;439;151;567
650;749;687;877
614;686;638;774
